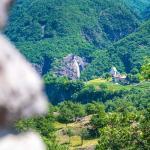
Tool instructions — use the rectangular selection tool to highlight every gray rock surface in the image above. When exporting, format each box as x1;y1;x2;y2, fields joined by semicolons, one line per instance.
56;54;86;80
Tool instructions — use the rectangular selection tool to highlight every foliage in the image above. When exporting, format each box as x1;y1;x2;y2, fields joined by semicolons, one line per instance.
123;0;150;18
15;105;68;150
82;20;150;79
91;104;107;129
58;101;85;124
5;0;150;80
10;0;150;149
85;102;103;115
141;57;150;80
7;0;139;43
95;109;150;150
15;81;150;149
43;72;150;105
127;73;140;83
44;75;84;104
80;128;90;145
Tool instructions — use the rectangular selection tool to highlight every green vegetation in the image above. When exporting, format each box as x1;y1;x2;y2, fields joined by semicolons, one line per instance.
58;101;85;124
6;0;150;79
95;109;150;149
123;0;150;18
15;80;150;149
16;104;68;150
16;60;150;149
141;57;150;80
7;0;150;149
43;60;150;104
7;0;139;43
14;19;150;80
82;20;150;79
44;75;84;104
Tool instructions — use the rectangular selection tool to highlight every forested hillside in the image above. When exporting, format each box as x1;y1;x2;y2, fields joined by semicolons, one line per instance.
6;0;139;43
123;0;150;18
6;0;150;149
82;20;150;79
5;0;150;79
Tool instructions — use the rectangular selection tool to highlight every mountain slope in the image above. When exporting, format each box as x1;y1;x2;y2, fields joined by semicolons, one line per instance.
109;20;150;73
6;0;139;44
123;0;150;18
82;20;150;79
5;0;150;79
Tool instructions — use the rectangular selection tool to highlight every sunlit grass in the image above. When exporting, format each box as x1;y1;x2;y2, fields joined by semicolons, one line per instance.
53;122;66;130
86;78;130;91
86;78;107;85
70;136;81;147
81;138;98;148
54;115;98;149
70;137;98;150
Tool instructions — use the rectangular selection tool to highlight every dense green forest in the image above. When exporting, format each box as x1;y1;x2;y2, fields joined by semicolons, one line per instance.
82;20;150;79
6;0;150;79
6;0;150;149
6;0;139;42
123;0;150;18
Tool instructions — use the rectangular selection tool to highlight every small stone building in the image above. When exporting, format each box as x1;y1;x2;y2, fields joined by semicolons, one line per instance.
110;67;127;83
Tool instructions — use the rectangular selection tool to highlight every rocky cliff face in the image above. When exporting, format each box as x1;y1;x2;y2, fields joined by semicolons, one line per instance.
55;54;86;80
32;56;53;76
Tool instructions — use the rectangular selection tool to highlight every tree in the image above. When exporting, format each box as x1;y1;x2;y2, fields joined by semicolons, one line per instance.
141;57;150;81
85;102;104;115
139;108;150;149
73;103;85;121
15;104;67;150
130;67;139;75
127;73;140;83
86;103;97;115
58;102;75;125
44;75;84;104
102;73;111;81
96;126;133;150
66;128;74;144
80;128;90;146
90;104;107;137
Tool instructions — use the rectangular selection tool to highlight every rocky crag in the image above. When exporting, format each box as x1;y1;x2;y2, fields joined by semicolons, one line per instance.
55;54;86;80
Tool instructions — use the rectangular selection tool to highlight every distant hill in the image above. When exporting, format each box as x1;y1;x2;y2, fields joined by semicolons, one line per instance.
123;0;150;18
142;5;150;19
6;0;139;43
5;0;150;80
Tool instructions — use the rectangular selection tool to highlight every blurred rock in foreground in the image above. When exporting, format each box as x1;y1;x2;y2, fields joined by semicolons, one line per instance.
0;0;48;149
0;132;46;150
0;34;48;128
